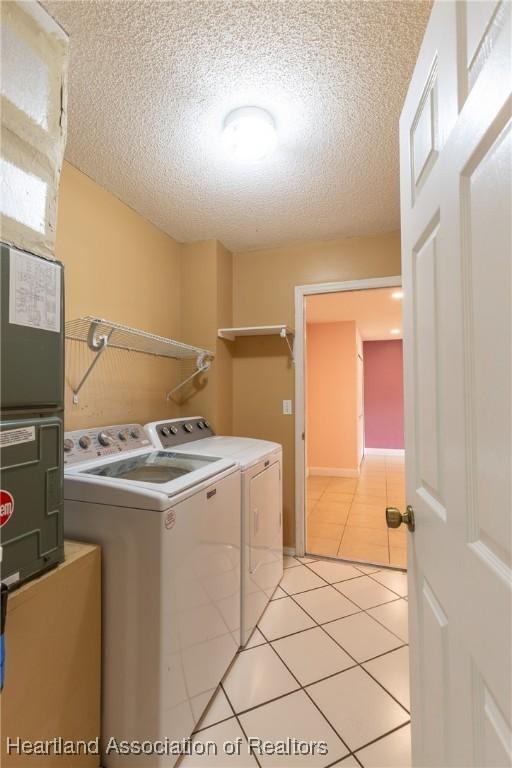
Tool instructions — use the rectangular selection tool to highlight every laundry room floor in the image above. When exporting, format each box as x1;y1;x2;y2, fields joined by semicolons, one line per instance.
307;454;407;567
181;556;410;768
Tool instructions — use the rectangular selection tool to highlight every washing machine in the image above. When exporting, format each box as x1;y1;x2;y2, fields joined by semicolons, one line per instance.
63;423;241;767
145;417;283;647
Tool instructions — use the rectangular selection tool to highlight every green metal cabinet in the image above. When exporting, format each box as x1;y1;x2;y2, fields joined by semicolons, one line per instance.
0;244;65;586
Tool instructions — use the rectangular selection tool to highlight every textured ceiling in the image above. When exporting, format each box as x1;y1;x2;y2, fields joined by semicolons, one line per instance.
44;0;431;252
306;287;403;340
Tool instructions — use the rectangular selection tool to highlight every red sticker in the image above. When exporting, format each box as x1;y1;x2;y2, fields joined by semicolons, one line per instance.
0;490;14;527
165;510;176;530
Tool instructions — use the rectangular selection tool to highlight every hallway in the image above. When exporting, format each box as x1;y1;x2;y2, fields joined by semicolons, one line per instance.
307;455;406;566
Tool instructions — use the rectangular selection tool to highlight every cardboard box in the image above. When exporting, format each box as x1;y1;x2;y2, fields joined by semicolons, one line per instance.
0;541;101;766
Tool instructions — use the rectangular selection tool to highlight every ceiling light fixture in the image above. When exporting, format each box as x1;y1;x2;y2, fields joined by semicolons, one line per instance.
223;106;277;163
391;290;404;300
390;328;401;335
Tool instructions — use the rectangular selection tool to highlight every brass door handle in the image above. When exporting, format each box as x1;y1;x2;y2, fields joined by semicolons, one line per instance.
386;505;415;532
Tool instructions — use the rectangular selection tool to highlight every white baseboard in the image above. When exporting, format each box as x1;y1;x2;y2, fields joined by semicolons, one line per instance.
308;466;360;478
283;546;296;556
364;448;405;456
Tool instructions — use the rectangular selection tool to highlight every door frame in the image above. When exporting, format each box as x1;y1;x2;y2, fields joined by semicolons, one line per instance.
294;275;402;557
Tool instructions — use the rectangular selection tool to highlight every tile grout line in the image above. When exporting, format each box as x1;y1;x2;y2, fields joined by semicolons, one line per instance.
284;555;408;644
280;561;373;597
288;566;411;714
285;564;404;607
257;623;410;763
221;678;263;768
352;720;412;763
259;624;354;759
280;580;407;635
238;589;411;716
308;462;405;566
296;560;408;642
278;564;411;710
194;552;409;759
283;593;412;717
196;616;409;761
259;599;407;651
193;681;236;736
365;572;408;600
307;477;355;560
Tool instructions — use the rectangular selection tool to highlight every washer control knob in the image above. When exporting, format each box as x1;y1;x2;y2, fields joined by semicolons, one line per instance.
169;425;179;435
98;431;113;446
203;421;210;429
64;438;74;452
197;421;205;429
118;430;130;441
183;423;194;433
79;435;91;449
160;426;170;437
130;428;141;439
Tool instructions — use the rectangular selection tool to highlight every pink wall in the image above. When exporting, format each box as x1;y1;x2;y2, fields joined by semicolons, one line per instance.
363;340;404;449
306;322;359;471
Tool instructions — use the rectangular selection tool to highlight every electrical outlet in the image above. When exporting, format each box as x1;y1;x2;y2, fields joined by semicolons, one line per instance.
283;399;293;415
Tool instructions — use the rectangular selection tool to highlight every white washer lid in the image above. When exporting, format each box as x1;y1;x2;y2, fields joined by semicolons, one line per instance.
167;436;282;469
64;447;237;510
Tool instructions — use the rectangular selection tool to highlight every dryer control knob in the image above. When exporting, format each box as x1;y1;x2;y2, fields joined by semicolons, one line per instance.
183;423;194;433
98;431;113;446
64;438;74;452
169;426;179;435
204;421;210;428
197;421;205;429
118;430;129;441
79;435;91;449
160;426;170;437
130;428;141;439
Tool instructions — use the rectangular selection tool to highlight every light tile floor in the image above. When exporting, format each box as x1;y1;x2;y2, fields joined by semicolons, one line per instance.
307;454;407;567
181;555;410;768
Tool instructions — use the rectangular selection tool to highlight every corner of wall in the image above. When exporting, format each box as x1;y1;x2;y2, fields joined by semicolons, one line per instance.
179;238;234;434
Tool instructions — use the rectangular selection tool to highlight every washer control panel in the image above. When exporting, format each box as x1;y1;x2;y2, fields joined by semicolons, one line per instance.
64;424;151;465
153;417;215;448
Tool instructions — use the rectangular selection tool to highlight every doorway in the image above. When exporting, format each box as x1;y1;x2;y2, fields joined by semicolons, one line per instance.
295;277;405;566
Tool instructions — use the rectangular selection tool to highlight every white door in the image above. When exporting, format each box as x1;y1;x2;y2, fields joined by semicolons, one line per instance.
400;1;511;766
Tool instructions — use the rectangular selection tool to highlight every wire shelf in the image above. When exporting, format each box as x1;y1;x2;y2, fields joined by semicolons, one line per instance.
65;316;213;360
65;316;214;403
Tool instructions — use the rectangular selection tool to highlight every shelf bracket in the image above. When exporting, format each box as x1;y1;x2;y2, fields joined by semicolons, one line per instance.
280;326;295;363
166;352;213;400
72;321;113;404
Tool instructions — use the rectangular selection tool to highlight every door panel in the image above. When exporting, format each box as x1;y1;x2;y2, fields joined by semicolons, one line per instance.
420;580;449;767
462;121;511;571
413;217;444;513
400;1;511;765
410;58;439;197
464;0;506;92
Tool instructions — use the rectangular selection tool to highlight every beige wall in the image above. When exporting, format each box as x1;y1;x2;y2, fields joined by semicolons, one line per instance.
56;163;231;435
232;232;401;547
56;164;400;548
56;162;184;430
179;240;233;435
306;321;359;473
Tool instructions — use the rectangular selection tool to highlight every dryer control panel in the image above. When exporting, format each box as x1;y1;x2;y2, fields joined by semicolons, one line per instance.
152;417;215;449
64;423;151;464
